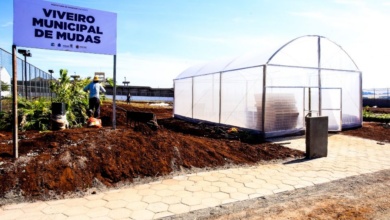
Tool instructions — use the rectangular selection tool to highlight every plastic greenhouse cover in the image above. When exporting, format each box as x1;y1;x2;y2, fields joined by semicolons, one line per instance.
268;36;359;71
175;52;271;80
175;35;360;81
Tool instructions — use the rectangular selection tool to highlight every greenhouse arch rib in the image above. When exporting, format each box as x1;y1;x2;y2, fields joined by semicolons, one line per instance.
266;34;360;71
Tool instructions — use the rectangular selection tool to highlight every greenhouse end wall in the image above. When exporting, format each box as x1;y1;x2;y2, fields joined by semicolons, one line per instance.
265;65;361;135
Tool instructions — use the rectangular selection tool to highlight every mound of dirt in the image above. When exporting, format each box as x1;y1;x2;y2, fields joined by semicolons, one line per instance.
0;102;304;205
0;102;388;206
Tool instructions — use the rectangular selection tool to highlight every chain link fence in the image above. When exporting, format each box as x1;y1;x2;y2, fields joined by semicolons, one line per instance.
1;48;53;111
363;88;390;107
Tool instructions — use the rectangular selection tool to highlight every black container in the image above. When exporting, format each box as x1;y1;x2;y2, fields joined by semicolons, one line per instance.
52;102;66;115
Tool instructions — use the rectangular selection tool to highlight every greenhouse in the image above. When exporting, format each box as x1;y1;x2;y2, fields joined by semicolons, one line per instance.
173;35;362;137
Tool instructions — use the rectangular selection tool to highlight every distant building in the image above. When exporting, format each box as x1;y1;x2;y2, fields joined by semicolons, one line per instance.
94;72;105;82
104;85;173;97
0;67;11;97
0;67;11;83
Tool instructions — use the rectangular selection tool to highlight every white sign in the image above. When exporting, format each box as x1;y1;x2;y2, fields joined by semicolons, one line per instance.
13;0;117;55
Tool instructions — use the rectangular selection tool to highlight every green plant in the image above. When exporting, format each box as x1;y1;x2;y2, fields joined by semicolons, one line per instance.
0;70;93;131
50;69;90;127
0;70;104;131
105;77;114;87
18;97;51;131
362;106;372;118
362;106;390;122
50;69;72;105
0;110;12;130
1;80;10;92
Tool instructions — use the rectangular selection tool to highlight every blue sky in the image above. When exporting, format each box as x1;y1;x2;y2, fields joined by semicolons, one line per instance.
1;0;390;88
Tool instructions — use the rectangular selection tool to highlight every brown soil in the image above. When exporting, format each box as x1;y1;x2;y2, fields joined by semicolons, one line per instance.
1;104;389;219
365;107;390;114
0;102;304;205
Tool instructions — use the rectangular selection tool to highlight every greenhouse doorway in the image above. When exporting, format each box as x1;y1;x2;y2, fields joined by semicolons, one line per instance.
320;88;342;131
304;87;342;131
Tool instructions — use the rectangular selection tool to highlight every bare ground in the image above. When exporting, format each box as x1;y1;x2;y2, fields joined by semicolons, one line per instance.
167;169;390;220
1;104;390;219
169;108;390;220
0;102;304;205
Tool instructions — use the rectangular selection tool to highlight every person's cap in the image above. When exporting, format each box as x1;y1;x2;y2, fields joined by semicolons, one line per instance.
93;76;99;82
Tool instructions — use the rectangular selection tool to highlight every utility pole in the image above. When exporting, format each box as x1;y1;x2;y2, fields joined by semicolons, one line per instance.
17;49;31;99
123;77;130;93
48;70;54;101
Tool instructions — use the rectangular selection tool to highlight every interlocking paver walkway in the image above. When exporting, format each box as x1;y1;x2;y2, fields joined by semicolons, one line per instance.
1;134;389;219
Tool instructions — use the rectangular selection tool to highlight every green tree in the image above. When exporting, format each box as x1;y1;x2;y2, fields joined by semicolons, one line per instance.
0;69;94;131
105;77;114;87
1;80;10;91
50;69;71;104
50;69;90;127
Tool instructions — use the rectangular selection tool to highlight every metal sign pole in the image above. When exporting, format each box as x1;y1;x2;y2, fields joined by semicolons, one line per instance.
0;66;2;112
317;36;322;116
12;45;18;158
24;56;27;99
112;54;117;129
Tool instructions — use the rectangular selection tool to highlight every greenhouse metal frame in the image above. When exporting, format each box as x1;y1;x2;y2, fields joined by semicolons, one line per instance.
173;35;362;137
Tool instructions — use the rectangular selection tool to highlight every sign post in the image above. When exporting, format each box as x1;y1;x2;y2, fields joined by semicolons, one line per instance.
13;0;117;158
12;45;18;158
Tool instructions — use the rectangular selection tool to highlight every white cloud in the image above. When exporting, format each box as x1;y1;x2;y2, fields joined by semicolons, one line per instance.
111;36;290;88
1;22;13;28
290;11;326;20
179;33;285;56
